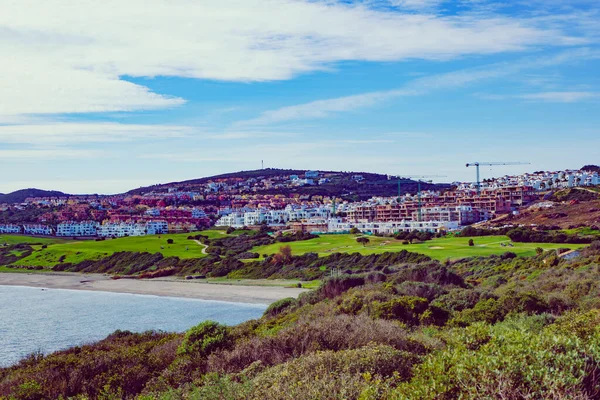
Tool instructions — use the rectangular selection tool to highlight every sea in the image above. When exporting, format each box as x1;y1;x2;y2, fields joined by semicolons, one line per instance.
0;285;267;368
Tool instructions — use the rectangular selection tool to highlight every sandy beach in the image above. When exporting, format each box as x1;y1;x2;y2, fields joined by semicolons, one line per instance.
0;273;308;304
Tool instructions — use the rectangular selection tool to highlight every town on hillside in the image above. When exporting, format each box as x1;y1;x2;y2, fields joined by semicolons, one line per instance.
1;167;599;239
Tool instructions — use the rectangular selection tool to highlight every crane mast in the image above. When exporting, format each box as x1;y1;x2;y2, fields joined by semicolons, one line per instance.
392;175;447;222
465;162;531;194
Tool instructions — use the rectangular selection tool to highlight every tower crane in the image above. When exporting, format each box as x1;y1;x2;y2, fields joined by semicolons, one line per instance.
390;175;447;221
465;162;531;194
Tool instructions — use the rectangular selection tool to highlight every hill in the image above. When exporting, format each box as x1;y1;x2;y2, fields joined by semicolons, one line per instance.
485;188;600;229
0;189;69;204
128;168;451;200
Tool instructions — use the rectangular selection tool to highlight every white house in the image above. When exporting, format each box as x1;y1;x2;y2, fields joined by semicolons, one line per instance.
56;221;99;237
23;224;53;236
0;224;22;234
326;218;458;235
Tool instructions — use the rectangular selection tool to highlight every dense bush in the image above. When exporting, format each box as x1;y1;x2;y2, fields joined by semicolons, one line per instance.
392;315;600;399
177;321;232;360
0;330;180;399
264;297;297;317
507;227;593;244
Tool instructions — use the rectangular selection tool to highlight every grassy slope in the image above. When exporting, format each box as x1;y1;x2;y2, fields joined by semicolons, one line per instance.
7;231;231;267
0;235;66;246
252;234;587;261
2;231;588;268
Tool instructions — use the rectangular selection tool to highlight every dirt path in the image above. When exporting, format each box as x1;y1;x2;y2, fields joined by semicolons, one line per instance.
194;240;209;254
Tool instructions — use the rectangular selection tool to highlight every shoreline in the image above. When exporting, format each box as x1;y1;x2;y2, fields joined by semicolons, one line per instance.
0;272;308;305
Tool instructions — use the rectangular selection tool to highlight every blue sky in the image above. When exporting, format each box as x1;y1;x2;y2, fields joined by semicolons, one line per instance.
0;0;598;194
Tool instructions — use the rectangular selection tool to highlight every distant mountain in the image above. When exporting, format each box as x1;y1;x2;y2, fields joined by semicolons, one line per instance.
128;168;452;200
582;165;600;173
0;189;69;204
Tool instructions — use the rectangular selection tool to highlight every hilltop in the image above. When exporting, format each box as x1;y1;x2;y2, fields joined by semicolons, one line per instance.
128;168;451;200
0;189;69;204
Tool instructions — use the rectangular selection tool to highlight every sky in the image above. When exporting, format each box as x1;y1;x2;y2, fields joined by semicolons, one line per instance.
0;0;599;194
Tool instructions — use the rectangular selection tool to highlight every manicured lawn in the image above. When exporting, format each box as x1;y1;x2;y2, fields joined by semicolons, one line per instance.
9;231;228;267
251;234;588;261
0;235;68;246
562;227;600;236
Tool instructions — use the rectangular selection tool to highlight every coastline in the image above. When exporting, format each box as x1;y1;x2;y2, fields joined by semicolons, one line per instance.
0;272;308;305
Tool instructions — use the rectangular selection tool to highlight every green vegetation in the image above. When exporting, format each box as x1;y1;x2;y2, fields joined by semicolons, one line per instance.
1;230;239;268
251;234;586;261
3;241;600;399
0;235;65;246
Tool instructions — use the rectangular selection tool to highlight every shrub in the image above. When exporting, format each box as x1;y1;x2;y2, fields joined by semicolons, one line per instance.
264;298;296;317
248;344;418;400
226;227;236;234
371;296;429;324
468;239;474;247
392;315;600;399
167;239;174;244
178;321;232;358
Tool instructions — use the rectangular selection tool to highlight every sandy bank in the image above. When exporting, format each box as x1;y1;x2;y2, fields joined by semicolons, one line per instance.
0;273;308;305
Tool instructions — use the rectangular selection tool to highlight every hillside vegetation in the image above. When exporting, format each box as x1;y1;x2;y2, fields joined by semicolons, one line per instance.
0;230;586;280
2;241;600;399
1;229;587;280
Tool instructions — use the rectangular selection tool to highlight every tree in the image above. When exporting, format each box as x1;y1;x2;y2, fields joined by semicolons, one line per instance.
167;238;174;244
350;227;361;235
356;237;370;247
468;239;474;247
272;245;293;264
280;245;292;261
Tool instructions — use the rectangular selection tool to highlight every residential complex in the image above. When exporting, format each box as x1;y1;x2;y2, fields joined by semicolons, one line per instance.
2;167;598;237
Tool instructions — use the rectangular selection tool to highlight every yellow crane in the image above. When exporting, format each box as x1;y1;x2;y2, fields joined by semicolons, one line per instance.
466;161;531;194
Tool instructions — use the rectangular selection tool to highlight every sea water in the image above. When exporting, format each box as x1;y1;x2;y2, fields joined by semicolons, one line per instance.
0;285;266;367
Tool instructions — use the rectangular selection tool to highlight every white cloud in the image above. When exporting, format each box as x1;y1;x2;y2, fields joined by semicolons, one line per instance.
520;91;599;102
0;0;582;120
0;149;102;160
0;123;193;144
241;48;599;124
388;0;445;10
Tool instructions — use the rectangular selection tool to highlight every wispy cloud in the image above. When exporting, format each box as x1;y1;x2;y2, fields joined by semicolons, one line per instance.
0;149;103;160
476;90;599;103
0;123;193;144
240;48;600;125
0;0;586;120
520;91;599;102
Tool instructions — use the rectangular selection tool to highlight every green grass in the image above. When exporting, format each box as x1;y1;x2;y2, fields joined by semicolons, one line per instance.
201;277;320;289
562;227;600;236
0;235;67;246
9;231;232;267
251;234;588;261
0;266;49;274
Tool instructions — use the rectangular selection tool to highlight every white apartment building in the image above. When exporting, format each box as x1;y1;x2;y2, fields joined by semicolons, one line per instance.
145;208;161;217
98;221;169;237
191;208;207;218
56;221;99;237
146;221;169;235
327;219;459;235
23;224;53;236
0;224;22;234
215;206;332;228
